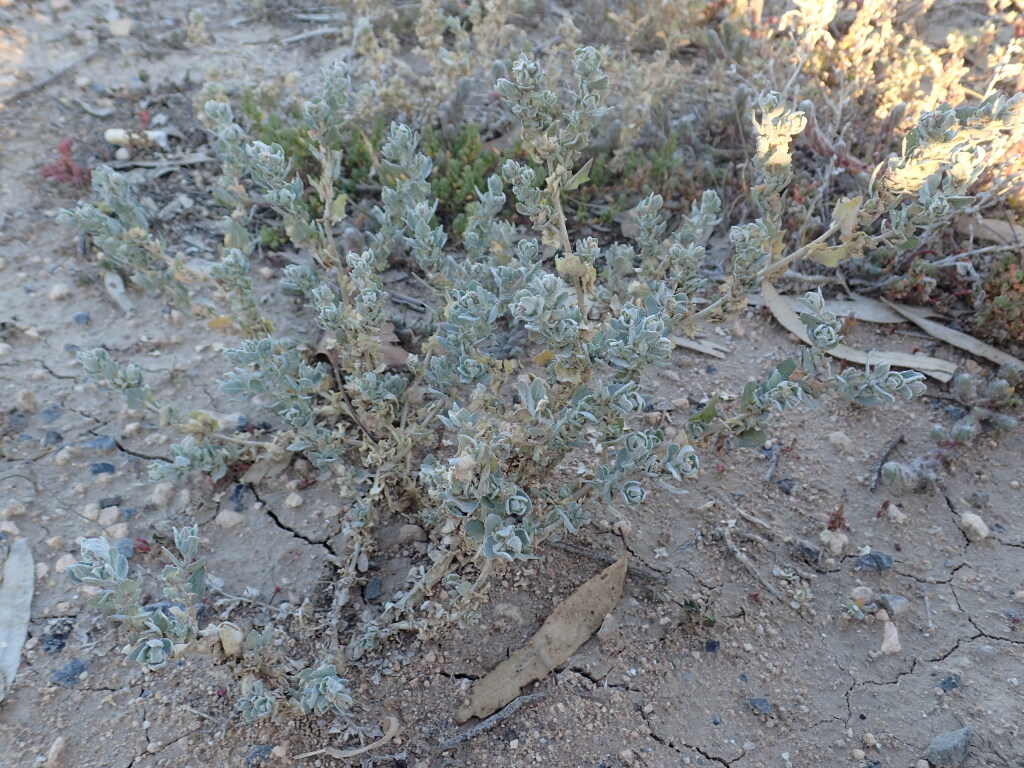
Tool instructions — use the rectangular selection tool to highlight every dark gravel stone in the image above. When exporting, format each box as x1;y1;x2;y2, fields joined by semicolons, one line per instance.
776;478;796;495
926;726;973;767
114;538;136;559
245;744;275;768
705;639;720;653
6;411;30;432
41;617;76;654
121;506;137;519
363;576;382;602
748;697;771;716
854;552;894;572
51;658;88;686
793;540;822;564
43;430;64;446
84;434;117;451
229;483;249;512
98;495;123;509
879;594;910;616
939;673;961;692
73;312;91;325
711;716;722;726
89;462;116;475
40;405;61;423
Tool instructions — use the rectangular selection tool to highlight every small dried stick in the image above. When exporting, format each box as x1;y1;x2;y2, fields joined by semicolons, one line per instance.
548;540;668;584
717;526;782;599
440;692;548;750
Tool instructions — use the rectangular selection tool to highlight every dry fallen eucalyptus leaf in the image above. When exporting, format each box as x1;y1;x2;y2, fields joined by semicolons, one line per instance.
455;554;628;724
0;538;34;702
954;214;1024;245
882;299;1024;371
761;281;957;382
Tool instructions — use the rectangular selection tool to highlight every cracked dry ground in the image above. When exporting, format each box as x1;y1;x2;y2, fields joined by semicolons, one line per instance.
2;191;1022;766
1;11;1023;768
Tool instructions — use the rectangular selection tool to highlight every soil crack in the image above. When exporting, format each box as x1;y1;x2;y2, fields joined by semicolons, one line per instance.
250;485;337;557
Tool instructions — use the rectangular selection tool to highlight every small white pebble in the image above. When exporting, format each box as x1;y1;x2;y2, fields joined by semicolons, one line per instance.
285;492;303;509
1;501;26;519
959;512;990;542
82;502;100;521
44;735;66;768
97;506;121;527
53;446;75;466
104;523;129;540
48;283;72;301
149;482;175;507
215;510;245;529
828;431;853;452
108;17;133;36
15;389;37;412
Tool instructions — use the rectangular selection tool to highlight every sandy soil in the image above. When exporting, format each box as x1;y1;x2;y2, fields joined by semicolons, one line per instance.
1;2;1022;767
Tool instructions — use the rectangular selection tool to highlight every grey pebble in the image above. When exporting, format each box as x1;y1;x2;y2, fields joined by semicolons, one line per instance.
363;576;382;602
6;412;29;432
98;495;123;509
879;594;910;616
51;658;88;686
854;552;894;572
40;405;62;423
73;312;91;325
84;434;117;451
775;478;796;495
926;726;972;767
115;538;136;559
43;430;64;446
41;617;76;654
245;744;275;768
89;462;116;475
938;673;961;692
748;697;771;716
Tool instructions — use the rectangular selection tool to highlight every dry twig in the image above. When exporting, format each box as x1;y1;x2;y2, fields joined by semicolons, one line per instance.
441;693;547;750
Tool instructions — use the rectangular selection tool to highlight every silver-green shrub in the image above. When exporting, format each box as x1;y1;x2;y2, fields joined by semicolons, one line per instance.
65;48;1022;721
